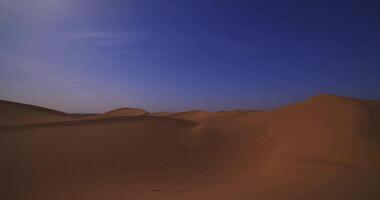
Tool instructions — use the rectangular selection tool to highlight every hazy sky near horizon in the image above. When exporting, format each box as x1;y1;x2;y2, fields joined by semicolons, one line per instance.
1;0;380;113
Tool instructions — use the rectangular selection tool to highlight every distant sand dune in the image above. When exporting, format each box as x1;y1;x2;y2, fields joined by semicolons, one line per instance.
86;107;147;119
147;112;173;117
0;94;379;200
169;110;215;121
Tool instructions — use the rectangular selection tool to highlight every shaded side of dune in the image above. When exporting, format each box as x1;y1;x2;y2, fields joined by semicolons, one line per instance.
0;100;75;126
0;115;198;130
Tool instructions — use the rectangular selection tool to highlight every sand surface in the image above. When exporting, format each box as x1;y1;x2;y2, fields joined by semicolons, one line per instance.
1;94;379;200
101;107;147;117
0;100;75;126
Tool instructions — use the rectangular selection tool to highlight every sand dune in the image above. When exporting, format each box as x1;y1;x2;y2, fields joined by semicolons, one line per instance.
147;112;173;117
88;107;147;119
171;109;262;123
0;100;75;126
1;94;379;200
169;110;215;121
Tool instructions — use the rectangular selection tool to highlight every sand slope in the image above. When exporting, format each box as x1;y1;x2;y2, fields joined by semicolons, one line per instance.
169;110;215;121
88;107;147;119
0;100;75;126
170;109;255;122
147;112;173;117
0;94;379;200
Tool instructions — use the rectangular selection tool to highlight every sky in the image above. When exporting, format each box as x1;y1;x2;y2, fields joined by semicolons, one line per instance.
0;0;380;113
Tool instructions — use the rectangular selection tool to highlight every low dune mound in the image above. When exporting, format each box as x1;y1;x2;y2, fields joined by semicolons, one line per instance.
0;94;379;200
147;112;173;117
70;113;98;118
171;109;261;123
0;100;75;126
214;109;258;119
94;107;147;119
170;110;217;121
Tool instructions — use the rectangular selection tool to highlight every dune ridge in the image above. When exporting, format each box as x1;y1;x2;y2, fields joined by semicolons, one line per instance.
99;107;147;117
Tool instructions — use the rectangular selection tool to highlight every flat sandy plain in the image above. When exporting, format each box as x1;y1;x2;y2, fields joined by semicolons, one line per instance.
1;94;379;200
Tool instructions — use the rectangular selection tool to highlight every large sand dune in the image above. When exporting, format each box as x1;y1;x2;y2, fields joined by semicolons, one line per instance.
0;100;75;126
1;94;379;200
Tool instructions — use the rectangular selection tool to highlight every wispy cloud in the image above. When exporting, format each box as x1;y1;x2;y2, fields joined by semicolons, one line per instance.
67;31;144;46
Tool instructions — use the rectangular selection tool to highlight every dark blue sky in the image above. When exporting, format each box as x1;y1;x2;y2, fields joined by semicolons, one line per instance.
0;0;379;112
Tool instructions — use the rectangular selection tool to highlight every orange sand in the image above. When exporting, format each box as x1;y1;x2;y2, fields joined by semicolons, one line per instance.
1;94;379;200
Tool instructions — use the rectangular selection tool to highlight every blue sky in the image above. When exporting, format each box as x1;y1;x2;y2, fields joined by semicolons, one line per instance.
1;0;380;113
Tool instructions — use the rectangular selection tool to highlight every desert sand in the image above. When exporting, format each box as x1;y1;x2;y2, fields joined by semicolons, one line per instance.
0;100;75;126
1;94;379;200
100;107;147;117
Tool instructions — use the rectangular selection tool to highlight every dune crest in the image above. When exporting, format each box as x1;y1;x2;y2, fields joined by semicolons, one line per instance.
88;107;147;119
